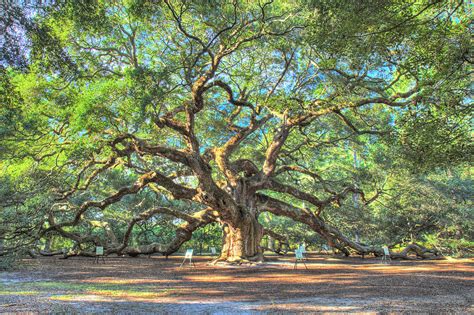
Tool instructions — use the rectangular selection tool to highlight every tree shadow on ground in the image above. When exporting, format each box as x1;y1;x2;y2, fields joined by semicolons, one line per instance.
0;255;472;313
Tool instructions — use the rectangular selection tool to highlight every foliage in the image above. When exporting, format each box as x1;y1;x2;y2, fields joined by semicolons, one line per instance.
0;0;471;259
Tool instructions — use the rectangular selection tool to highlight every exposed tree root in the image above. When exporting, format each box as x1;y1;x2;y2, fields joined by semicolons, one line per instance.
210;257;263;266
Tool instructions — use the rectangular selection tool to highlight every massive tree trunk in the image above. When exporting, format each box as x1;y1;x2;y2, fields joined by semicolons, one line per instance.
220;212;263;262
217;178;264;262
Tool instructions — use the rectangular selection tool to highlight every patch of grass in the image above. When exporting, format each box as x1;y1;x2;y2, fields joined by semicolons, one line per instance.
50;289;175;301
50;294;79;301
32;281;153;292
0;290;39;295
87;289;172;299
1;280;176;301
0;277;179;305
34;281;98;290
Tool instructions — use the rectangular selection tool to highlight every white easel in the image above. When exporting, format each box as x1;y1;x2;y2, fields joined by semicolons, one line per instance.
180;249;195;267
381;245;391;264
293;248;308;270
94;246;105;264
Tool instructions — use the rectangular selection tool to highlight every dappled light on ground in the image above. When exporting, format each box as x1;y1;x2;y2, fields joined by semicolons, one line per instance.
0;255;472;313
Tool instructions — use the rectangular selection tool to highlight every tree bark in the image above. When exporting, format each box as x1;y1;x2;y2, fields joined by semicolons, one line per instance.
219;211;263;262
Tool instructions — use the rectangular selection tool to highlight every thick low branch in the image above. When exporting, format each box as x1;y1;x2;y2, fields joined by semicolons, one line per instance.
116;206;199;254
257;193;347;250
262;179;324;208
56;208;218;259
44;171;197;234
260;179;364;215
256;194;441;259
114;208;218;257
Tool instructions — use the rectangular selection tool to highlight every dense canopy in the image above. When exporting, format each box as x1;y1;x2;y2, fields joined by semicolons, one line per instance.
0;0;472;263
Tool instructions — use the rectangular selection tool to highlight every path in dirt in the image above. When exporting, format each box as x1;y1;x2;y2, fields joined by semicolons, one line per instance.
0;255;472;313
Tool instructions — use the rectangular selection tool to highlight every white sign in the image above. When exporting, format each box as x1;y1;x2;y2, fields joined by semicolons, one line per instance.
210;247;216;255
96;246;104;256
299;244;306;253
382;246;390;256
185;249;193;258
180;248;195;268
295;249;304;260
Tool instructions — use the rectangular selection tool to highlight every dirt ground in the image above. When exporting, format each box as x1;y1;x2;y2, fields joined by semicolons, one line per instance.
0;254;472;314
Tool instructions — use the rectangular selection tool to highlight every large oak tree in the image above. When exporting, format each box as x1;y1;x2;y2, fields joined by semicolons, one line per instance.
0;0;471;262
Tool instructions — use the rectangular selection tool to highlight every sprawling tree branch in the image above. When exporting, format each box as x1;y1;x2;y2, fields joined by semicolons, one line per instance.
257;193;441;259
